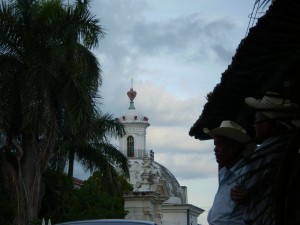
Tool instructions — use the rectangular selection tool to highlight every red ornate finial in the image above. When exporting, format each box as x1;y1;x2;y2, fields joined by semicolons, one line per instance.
127;78;137;102
127;88;137;101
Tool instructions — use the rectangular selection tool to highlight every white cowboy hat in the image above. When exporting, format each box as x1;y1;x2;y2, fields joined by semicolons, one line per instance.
203;120;253;144
203;120;256;155
245;92;300;128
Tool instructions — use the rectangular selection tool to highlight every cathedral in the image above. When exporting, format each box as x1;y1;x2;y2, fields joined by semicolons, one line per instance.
117;86;204;225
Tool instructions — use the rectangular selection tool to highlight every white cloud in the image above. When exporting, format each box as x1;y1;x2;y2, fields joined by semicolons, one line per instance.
146;125;216;179
155;151;216;179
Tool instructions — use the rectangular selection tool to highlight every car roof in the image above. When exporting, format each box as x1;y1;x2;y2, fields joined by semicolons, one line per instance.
55;219;157;225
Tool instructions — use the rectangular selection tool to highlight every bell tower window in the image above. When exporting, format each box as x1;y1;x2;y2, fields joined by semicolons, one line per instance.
127;136;134;157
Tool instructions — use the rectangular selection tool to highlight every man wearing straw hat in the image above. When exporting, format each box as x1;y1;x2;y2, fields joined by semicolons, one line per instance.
231;92;300;225
204;120;256;225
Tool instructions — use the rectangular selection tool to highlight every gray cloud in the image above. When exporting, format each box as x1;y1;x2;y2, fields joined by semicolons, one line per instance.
155;151;216;179
91;0;241;124
93;0;239;69
74;0;251;184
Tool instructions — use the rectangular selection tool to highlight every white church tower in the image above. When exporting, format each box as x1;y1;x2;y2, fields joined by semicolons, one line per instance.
118;85;204;225
118;86;151;159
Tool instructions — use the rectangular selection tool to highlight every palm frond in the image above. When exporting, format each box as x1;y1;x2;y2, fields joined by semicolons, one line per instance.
75;141;129;178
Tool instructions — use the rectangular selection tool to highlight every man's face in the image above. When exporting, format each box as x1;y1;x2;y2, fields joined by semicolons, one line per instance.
253;112;270;141
213;136;239;167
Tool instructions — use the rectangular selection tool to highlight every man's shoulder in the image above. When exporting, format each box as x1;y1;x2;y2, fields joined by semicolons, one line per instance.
257;134;292;151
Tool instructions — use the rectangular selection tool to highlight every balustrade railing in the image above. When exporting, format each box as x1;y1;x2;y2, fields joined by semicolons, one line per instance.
124;149;154;160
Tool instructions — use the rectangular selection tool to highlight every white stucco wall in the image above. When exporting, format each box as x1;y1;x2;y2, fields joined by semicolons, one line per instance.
162;204;203;225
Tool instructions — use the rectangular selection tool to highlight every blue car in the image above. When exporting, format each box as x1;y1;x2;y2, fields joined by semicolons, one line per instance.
55;219;157;225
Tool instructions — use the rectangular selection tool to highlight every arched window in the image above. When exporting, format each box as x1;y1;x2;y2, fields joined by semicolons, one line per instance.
127;136;134;157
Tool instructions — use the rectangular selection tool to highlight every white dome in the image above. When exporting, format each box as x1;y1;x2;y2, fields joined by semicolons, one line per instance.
128;158;186;204
164;196;182;204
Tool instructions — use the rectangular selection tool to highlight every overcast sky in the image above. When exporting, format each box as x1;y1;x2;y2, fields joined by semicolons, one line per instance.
73;1;267;224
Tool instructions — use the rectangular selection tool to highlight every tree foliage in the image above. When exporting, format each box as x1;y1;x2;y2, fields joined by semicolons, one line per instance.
39;170;133;224
50;112;128;180
0;0;105;224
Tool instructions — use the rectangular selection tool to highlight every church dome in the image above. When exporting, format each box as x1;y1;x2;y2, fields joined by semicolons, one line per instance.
128;156;186;204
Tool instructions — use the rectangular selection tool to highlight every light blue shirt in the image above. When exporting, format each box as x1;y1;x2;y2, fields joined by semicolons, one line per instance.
207;159;247;225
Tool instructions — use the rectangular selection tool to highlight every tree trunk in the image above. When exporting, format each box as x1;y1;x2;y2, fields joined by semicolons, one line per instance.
1;136;52;225
68;147;75;178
